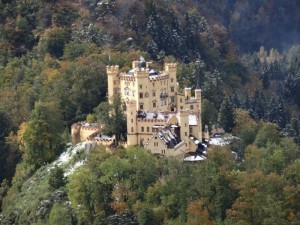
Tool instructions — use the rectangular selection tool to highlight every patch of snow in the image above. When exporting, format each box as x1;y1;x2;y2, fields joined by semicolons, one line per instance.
64;160;86;177
183;155;206;162
47;142;91;176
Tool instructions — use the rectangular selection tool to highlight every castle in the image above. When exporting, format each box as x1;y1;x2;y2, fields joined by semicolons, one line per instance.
72;57;206;157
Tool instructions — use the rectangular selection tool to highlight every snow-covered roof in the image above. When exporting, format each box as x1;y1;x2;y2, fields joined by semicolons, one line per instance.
138;111;176;120
157;127;181;148
183;155;207;162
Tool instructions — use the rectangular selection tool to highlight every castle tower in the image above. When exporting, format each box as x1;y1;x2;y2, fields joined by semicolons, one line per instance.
195;89;201;100
126;100;138;146
178;110;189;146
106;65;119;103
71;123;81;145
194;89;202;142
184;87;191;100
134;58;149;110
165;63;177;85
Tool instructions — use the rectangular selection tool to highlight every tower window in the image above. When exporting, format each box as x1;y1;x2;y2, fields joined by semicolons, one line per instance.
171;86;174;92
131;127;134;132
140;84;142;89
124;87;130;96
171;78;174;82
190;105;194;110
139;104;144;110
139;93;143;98
141;127;144;132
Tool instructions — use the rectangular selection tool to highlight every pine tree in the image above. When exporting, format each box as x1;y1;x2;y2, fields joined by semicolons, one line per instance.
94;93;127;145
265;96;286;129
242;93;251;111
218;97;235;132
265;95;277;122
285;116;300;144
230;93;241;109
260;66;270;89
250;89;265;120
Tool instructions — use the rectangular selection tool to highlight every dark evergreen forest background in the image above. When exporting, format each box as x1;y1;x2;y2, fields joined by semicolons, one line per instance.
0;0;299;224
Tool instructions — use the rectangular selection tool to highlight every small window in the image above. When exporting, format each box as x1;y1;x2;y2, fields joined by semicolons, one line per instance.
170;97;174;103
190;127;192;133
180;106;183;109
131;119;133;123
152;83;155;87
139;104;144;110
132;90;135;96
180;98;182;103
171;86;174;92
152;91;156;97
171;78;174;82
131;127;134;132
141;127;144;132
153;102;156;108
147;127;150;132
124;87;130;96
113;80;116;85
190;105;194;110
140;84;142;89
139;93;143;98
185;132;187;136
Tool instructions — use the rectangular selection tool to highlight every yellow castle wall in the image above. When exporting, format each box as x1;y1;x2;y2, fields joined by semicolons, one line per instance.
105;60;203;156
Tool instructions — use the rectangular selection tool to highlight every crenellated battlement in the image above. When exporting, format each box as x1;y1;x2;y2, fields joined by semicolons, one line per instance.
106;65;119;74
81;126;100;131
119;75;136;82
149;74;169;81
134;68;149;78
137;118;167;123
165;63;177;72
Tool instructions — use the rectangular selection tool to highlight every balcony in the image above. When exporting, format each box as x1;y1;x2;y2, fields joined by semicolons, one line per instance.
160;93;168;98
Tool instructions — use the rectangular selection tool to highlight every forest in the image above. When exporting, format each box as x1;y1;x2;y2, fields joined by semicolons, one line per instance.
0;0;299;224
